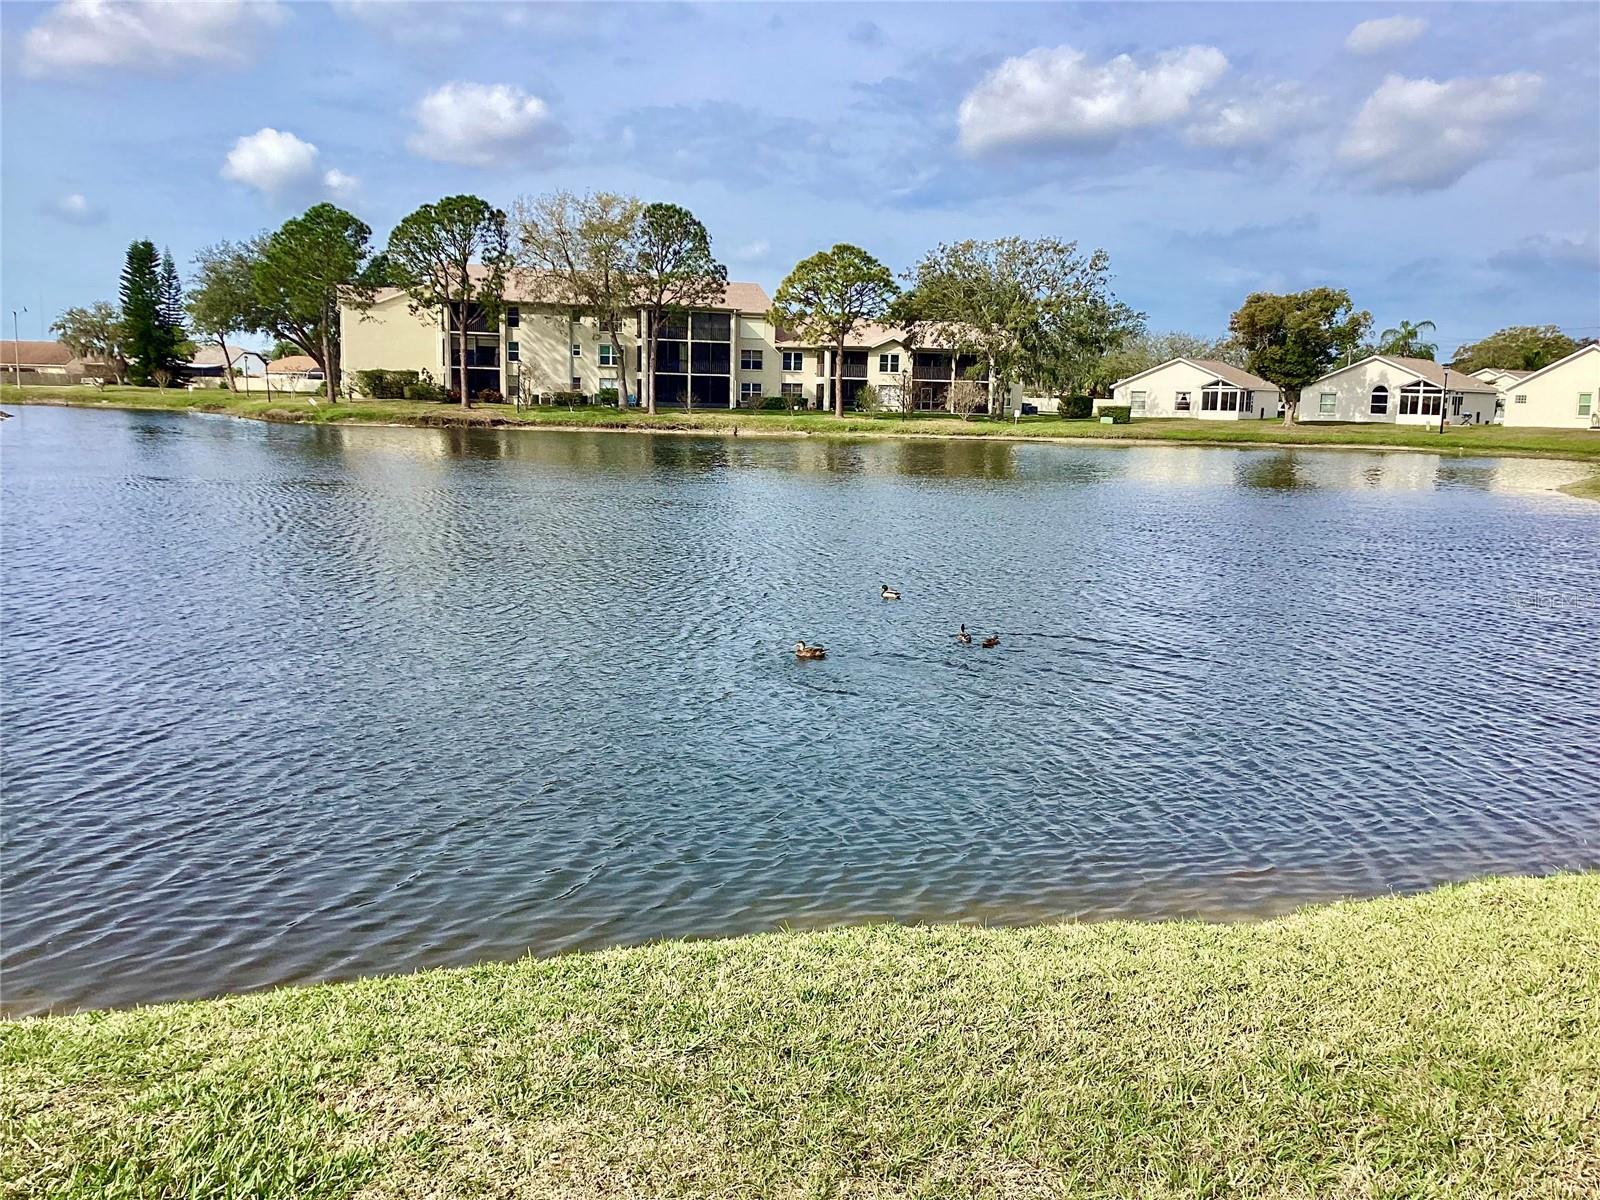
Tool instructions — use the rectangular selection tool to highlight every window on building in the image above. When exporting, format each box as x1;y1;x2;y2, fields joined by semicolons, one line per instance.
741;349;762;371
879;352;900;374
1514;394;1527;404
571;343;581;358
571;376;582;390
598;343;617;367
1451;396;1462;416
782;350;804;372
1175;392;1191;411
1130;390;1146;412
1202;386;1243;412
1580;392;1594;416
781;382;803;397
1398;381;1442;416
505;306;519;327
1369;386;1388;414
1244;394;1254;412
507;341;519;363
740;382;763;402
1319;392;1337;415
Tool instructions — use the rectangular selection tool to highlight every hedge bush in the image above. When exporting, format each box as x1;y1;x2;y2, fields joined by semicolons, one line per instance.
355;369;421;399
476;388;504;404
595;388;619;406
1097;405;1133;424
551;390;588;406
1062;394;1094;419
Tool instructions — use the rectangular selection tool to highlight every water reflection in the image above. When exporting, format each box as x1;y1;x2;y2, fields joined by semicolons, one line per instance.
2;406;1596;1016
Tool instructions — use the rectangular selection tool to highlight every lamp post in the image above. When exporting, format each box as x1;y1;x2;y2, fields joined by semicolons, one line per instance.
1439;362;1450;434
11;308;25;388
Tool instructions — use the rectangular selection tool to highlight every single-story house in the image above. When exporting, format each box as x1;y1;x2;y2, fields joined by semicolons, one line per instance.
1497;344;1599;429
0;339;93;384
1299;356;1499;425
1106;358;1282;419
187;346;257;383
1471;366;1531;391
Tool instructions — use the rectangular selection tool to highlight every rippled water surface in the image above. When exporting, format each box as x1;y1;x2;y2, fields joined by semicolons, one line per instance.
4;405;1598;1015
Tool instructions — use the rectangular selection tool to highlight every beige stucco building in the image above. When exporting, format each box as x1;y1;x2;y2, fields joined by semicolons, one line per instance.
341;276;1019;413
1107;358;1282;419
1299;355;1499;425
1497;344;1599;429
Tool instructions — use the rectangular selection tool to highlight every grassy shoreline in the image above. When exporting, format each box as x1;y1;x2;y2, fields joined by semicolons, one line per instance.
3;874;1597;1197
7;383;1600;465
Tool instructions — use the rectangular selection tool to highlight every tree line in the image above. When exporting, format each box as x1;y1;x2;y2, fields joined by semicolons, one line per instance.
48;191;1590;422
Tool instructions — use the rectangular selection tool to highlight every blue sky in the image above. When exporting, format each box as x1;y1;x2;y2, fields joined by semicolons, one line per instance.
3;1;1597;356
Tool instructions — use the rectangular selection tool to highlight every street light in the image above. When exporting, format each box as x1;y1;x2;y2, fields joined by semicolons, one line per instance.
11;308;26;389
1439;361;1451;434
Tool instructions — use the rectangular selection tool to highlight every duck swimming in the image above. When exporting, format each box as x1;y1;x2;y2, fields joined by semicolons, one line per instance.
794;641;827;660
956;625;972;644
880;583;901;601
981;634;1001;648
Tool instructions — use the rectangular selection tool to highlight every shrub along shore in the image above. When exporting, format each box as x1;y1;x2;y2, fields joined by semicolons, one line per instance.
2;875;1596;1197
6;383;1600;467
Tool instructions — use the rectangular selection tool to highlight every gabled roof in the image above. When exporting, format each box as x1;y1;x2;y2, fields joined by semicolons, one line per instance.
189;345;252;368
1471;367;1530;382
0;340;77;367
1310;355;1498;393
1111;356;1278;393
1492;342;1599;390
268;355;320;374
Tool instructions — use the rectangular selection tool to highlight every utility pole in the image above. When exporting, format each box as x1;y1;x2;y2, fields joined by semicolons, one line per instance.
11;308;26;388
1439;363;1451;434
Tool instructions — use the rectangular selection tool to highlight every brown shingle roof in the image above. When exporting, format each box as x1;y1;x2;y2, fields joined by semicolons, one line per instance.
1380;355;1498;392
0;340;77;367
267;355;320;374
1191;359;1279;392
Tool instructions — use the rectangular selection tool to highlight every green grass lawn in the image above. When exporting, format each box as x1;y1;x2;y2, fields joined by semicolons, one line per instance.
7;383;1600;463
3;874;1596;1198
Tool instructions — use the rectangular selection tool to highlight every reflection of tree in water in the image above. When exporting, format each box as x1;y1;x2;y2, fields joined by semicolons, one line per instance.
1236;452;1310;491
893;438;1019;481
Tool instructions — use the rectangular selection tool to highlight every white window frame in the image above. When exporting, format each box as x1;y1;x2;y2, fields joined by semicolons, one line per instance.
739;381;763;402
1319;392;1337;415
879;352;900;374
780;381;804;397
598;343;618;367
782;350;804;372
741;349;763;371
1579;392;1593;417
570;343;582;359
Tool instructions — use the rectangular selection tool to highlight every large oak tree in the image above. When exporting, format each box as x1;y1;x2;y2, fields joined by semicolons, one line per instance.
1228;289;1371;425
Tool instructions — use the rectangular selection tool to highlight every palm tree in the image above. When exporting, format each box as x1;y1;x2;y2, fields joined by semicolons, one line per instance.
1378;319;1439;360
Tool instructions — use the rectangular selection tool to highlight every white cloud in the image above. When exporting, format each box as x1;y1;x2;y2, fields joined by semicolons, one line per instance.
959;45;1230;154
1345;16;1427;55
48;192;104;225
221;128;356;199
323;168;360;198
1186;84;1317;149
1339;73;1543;190
408;82;561;167
24;0;282;74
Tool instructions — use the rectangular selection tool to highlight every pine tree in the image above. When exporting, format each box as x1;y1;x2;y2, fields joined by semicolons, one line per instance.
158;248;188;380
119;240;163;386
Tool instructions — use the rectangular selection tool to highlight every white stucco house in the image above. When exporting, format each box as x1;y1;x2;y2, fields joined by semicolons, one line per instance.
1106;358;1281;419
1299;356;1499;425
1497;344;1600;429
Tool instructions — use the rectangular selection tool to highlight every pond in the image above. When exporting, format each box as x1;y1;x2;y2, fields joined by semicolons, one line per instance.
3;405;1597;1015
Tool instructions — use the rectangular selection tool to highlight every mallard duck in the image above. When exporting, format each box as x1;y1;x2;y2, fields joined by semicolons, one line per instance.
981;634;1001;649
880;583;901;601
794;641;827;660
956;625;972;644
